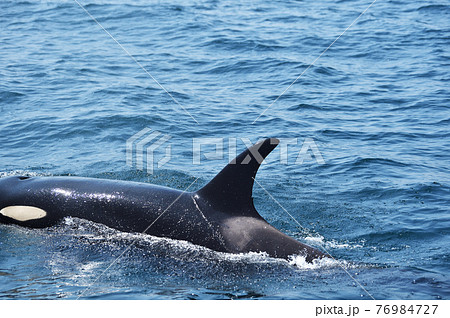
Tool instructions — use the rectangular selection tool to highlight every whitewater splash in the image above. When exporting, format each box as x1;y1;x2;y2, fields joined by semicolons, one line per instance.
304;234;364;250
57;217;352;270
0;170;52;178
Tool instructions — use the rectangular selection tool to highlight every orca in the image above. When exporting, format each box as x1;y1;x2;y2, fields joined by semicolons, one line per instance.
0;138;327;262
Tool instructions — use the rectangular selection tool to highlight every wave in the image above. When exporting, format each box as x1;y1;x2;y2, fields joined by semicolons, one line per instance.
417;4;450;12
0;90;25;102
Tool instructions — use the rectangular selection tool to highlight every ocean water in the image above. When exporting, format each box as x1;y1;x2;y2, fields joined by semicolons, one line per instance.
0;0;449;300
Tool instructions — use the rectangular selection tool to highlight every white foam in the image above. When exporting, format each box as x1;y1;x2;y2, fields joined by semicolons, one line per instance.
288;254;350;270
57;218;357;270
0;170;53;179
304;235;364;250
304;235;325;244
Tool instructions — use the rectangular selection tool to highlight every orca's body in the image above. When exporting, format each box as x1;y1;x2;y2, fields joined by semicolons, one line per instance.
0;138;326;262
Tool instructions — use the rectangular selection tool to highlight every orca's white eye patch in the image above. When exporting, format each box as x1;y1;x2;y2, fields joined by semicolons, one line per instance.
0;206;47;221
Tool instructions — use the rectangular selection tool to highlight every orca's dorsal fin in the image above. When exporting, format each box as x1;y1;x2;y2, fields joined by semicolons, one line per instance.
196;138;279;217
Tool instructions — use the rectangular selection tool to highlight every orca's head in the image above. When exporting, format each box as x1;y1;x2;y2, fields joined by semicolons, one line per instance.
0;175;32;189
1;175;31;181
0;176;48;222
0;175;33;206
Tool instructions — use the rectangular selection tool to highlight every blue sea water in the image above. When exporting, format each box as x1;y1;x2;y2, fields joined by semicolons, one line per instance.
0;0;449;300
